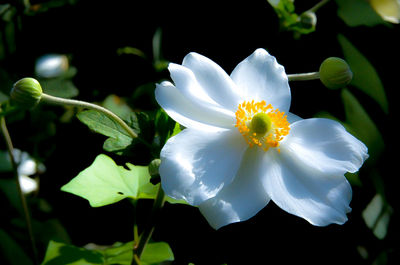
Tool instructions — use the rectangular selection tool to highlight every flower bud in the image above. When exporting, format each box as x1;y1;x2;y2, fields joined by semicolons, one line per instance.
148;158;161;178
319;57;353;90
11;78;43;109
299;11;317;30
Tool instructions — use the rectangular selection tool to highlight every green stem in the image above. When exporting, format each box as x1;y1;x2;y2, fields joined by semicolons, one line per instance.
132;254;142;265
132;186;165;264
132;199;139;245
0;115;38;265
308;0;331;13
287;72;320;81
40;93;138;139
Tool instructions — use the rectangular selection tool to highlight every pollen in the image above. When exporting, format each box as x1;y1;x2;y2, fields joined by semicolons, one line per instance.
235;100;290;152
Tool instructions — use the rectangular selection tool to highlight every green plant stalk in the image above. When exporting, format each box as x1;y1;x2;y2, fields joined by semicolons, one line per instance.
288;72;320;81
0;115;38;265
308;0;331;13
40;93;138;139
132;185;165;264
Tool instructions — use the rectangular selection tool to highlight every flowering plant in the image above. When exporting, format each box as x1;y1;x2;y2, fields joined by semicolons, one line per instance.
0;0;395;264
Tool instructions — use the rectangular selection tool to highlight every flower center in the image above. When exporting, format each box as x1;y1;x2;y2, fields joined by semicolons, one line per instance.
235;100;290;152
250;112;272;136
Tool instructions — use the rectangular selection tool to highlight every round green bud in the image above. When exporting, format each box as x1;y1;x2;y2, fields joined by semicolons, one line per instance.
299;11;317;29
11;78;43;109
319;57;353;90
148;159;161;178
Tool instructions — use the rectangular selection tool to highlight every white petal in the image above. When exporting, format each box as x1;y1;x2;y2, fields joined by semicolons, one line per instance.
160;128;248;206
283;118;369;175
155;81;235;131
182;52;242;111
231;48;291;112
262;150;353;226
199;148;271;229
19;175;38;194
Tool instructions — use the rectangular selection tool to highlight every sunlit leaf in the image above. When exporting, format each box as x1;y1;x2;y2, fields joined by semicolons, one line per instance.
362;194;392;239
341;89;384;163
170;122;182;138
141;242;174;265
336;0;385;27
338;34;389;113
61;154;187;206
61;154;155;207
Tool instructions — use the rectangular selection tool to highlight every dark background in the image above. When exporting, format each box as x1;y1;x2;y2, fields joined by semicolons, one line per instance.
1;0;399;264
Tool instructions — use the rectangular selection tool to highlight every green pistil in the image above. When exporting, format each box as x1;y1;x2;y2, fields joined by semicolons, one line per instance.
250;112;272;136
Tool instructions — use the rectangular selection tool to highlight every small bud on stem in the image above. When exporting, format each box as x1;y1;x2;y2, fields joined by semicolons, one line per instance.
319;57;353;89
11;78;43;109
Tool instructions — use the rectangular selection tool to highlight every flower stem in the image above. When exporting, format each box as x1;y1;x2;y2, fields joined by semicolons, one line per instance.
287;72;320;81
132;185;165;264
0;115;38;265
40;93;138;139
308;0;331;13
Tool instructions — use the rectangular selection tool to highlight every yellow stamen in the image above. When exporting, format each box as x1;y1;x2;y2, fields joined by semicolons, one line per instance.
235;100;290;152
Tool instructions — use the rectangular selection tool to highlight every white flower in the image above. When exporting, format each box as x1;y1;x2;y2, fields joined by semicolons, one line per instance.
155;49;368;229
12;149;43;194
370;0;400;24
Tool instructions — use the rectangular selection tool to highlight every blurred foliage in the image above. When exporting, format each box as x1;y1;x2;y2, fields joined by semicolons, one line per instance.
42;240;174;265
0;0;399;264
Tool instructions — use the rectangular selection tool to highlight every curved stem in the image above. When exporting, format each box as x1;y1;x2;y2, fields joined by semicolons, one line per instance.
40;93;138;139
0;115;38;265
288;72;320;81
308;0;331;13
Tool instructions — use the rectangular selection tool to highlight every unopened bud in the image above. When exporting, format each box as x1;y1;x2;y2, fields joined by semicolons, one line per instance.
11;78;43;109
299;11;317;29
148;159;161;178
319;57;353;89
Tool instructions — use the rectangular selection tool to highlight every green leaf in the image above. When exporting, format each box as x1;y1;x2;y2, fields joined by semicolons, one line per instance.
117;47;146;59
341;89;384;163
155;109;176;145
338;34;389;113
77;110;134;153
102;94;134;121
152;27;163;63
40;78;79;99
141;242;174;265
61;154;154;207
336;0;385;27
170;122;182;138
61;154;187;206
41;241;109;265
42;240;174;265
362;194;392;239
100;241;133;265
